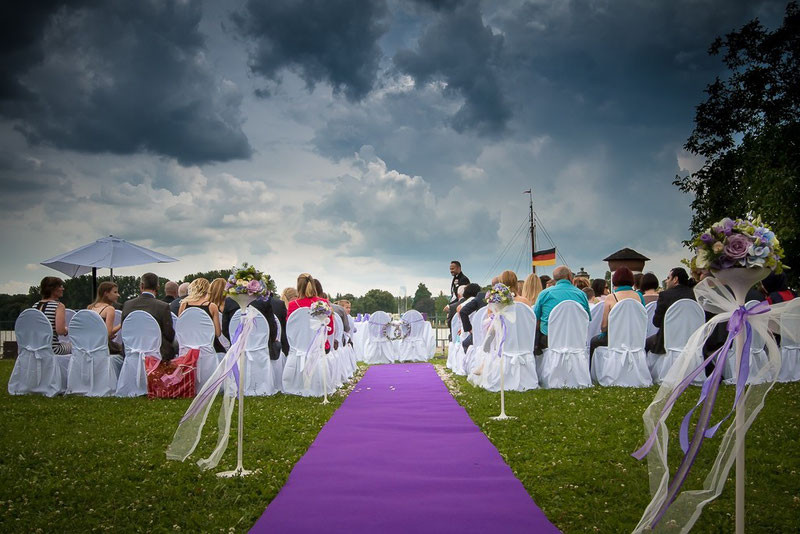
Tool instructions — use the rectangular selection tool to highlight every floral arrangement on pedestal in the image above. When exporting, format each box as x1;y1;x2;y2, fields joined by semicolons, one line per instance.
309;300;332;321
633;215;796;533
690;216;784;272
485;282;514;310
225;263;270;298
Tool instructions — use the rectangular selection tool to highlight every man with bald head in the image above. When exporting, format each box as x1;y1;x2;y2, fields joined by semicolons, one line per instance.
163;281;178;304
532;265;591;354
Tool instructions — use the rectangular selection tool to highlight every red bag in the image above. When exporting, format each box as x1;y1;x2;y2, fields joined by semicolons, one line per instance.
147;348;200;399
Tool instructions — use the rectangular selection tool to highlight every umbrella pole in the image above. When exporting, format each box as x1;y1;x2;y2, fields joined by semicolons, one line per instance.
92;268;97;298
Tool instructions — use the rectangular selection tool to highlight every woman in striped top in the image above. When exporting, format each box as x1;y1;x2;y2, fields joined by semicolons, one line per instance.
33;276;71;355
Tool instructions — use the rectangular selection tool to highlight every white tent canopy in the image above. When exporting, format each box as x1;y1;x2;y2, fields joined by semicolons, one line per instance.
41;235;178;281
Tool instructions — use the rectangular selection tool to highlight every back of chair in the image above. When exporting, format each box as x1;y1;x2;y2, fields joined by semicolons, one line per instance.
15;309;53;353
502;303;537;354
121;310;162;358
548;300;589;350
286;308;315;351
781;309;800;348
176;307;215;349
645;301;658;337
401;309;425;338
229;309;243;338
246;308;270;350
69;310;109;353
587;302;604;342
472;307;489;347
449;313;462;339
607;299;647;350
333;313;345;343
663;299;705;352
368;311;391;341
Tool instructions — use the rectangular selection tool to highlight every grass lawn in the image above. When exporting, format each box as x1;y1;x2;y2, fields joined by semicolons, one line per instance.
1;357;798;532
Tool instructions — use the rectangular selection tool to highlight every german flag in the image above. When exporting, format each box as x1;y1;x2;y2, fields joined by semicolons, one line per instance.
532;248;556;266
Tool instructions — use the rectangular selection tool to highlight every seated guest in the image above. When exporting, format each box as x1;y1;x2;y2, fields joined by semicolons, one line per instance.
281;287;298;306
516;280;525;298
522;273;542;305
633;273;643;292
592;278;609;301
121;273;176;360
763;272;797;304
447;284;467;339
499;270;531;305
178;278;224;353
459;283;486;351
33;276;71;355
539;275;552;289
87;281;123;354
268;293;289;356
209;278;238;346
640;273;661;304
170;282;190;315
249;294;280;359
163;281;178;304
287;273;333;350
315;279;343;348
533;266;592;355
645;268;696;355
590;267;645;356
583;287;598;304
573;277;591;291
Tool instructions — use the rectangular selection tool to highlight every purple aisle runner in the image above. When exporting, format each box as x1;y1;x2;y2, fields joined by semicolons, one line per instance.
251;363;559;533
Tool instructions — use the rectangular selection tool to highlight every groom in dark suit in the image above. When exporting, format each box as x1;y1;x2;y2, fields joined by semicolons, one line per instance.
121;272;176;361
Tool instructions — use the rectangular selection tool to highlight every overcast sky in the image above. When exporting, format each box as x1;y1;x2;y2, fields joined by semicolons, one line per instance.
0;0;787;297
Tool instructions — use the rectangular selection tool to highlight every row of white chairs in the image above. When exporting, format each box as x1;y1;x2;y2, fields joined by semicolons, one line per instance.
353;310;436;365
449;299;800;391
8;305;360;398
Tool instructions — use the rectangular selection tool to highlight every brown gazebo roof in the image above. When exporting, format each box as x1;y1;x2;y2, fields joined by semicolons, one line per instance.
603;248;650;262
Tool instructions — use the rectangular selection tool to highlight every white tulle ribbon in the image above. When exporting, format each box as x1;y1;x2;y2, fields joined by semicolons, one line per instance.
302;315;329;389
633;273;800;533
165;314;256;470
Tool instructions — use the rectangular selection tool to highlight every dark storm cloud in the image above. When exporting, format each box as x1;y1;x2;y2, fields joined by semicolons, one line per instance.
393;0;510;135
232;0;389;102
0;0;251;165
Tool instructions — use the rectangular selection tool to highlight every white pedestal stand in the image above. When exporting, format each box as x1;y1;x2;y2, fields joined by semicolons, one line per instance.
321;348;330;405
490;355;515;421
218;296;255;478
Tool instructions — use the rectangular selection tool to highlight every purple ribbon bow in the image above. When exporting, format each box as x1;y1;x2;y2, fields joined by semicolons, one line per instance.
632;300;770;527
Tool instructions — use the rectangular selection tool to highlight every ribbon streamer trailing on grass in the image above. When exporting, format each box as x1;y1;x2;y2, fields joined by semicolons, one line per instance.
631;275;799;533
166;316;255;470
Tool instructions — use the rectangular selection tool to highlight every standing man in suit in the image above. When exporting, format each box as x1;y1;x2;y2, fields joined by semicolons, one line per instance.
444;260;469;340
645;267;696;355
122;272;176;361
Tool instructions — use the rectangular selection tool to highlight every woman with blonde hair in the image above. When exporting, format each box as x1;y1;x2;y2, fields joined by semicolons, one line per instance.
178;278;224;352
521;273;543;305
281;287;298;306
87;281;123;354
498;270;531;305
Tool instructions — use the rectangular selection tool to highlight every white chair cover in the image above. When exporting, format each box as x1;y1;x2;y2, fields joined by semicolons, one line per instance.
59;308;76;344
647;299;705;385
447;313;467;374
363;311;395;365
351;317;368;362
778;309;800;382
587;302;604;351
537;301;591;388
176;308;222;392
113;309;123;345
171;312;178;331
333;313;356;379
645;301;659;338
8;309;66;397
722;300;770;385
283;308;336;396
591;299;652;387
468;303;539;392
422;321;436;358
117;311;161;397
463;307;489;376
235;308;278;396
396;310;429;362
66;310;122;396
328;314;346;387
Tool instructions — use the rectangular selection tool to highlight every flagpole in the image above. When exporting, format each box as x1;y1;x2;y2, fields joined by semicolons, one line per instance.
524;189;535;274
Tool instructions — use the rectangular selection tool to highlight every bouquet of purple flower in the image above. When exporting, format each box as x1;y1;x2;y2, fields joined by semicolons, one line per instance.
309;300;332;320
224;262;269;298
485;283;514;308
690;216;784;272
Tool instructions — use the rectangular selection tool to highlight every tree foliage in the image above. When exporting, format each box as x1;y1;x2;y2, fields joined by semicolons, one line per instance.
675;2;799;285
353;289;396;314
411;283;434;315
